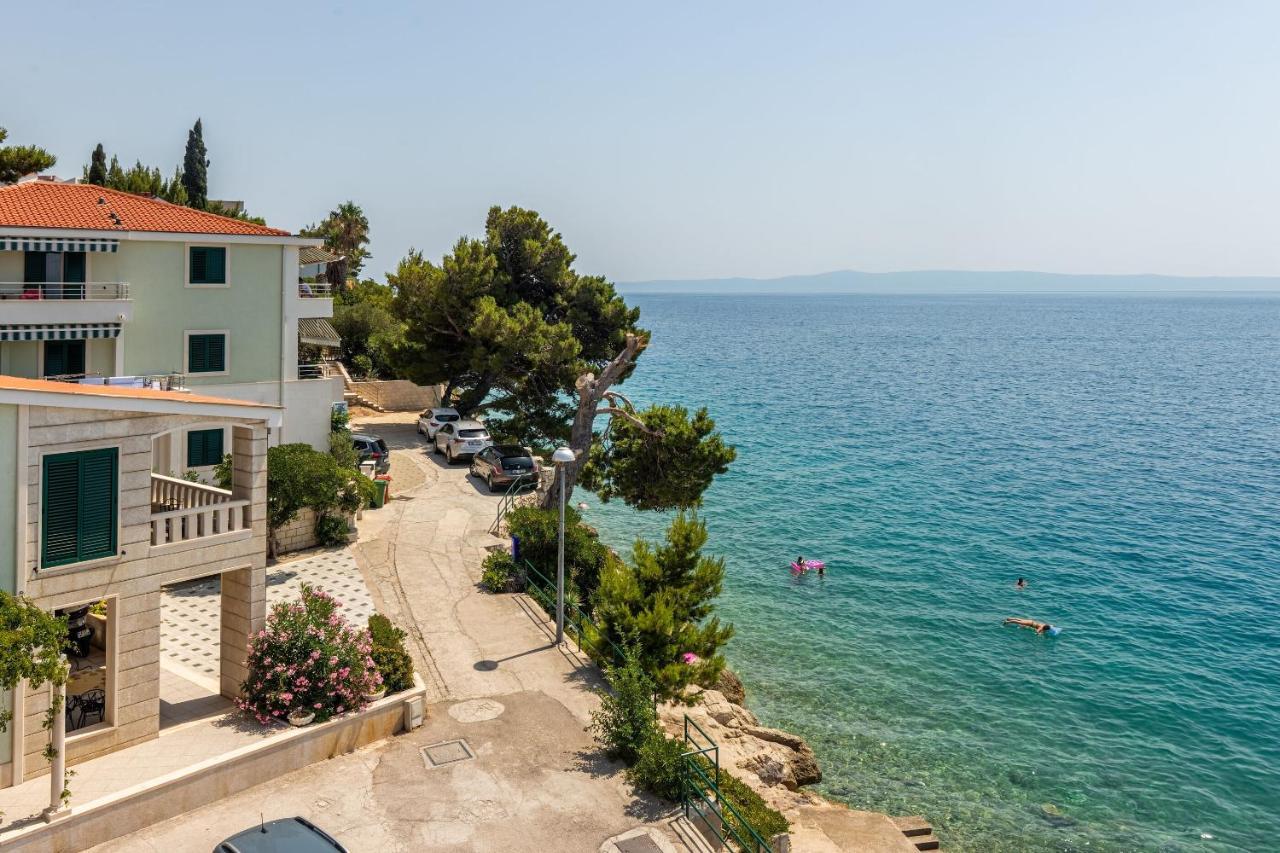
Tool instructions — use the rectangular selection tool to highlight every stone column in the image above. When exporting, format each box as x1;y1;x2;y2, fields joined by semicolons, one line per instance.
42;663;69;822
220;423;268;699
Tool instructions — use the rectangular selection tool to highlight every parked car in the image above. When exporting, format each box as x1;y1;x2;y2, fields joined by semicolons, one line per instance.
352;434;391;474
433;420;491;463
214;816;347;852
417;407;460;438
470;444;540;492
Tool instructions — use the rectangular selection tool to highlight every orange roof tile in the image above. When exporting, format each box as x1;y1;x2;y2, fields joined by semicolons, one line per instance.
0;375;278;409
0;181;292;237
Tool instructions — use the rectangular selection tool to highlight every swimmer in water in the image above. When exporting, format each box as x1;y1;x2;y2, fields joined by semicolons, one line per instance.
1015;577;1026;589
1004;617;1054;635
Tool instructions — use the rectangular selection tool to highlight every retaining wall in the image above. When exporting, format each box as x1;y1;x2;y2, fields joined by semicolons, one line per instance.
275;508;355;555
349;380;441;411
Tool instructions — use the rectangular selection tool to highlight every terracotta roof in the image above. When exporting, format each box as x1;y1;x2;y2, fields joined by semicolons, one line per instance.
0;375;278;410
0;181;292;237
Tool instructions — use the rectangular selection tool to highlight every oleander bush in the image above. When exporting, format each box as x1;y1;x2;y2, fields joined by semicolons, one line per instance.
238;584;381;725
368;614;415;693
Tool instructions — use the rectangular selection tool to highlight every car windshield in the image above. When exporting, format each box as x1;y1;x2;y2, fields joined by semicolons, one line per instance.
458;429;487;438
495;445;530;459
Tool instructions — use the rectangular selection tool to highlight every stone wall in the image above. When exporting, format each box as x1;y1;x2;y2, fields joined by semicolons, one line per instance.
275;507;356;555
350;380;441;412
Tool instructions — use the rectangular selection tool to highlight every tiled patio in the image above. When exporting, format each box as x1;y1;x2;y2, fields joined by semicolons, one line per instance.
0;549;381;838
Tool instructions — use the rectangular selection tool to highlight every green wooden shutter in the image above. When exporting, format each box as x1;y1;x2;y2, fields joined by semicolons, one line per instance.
24;251;46;283
190;247;208;283
187;428;224;467
206;334;226;371
188;335;206;372
42;456;81;566
41;448;117;568
77;450;118;560
63;252;86;282
67;341;85;375
44;341;66;377
206;247;226;283
188;334;226;373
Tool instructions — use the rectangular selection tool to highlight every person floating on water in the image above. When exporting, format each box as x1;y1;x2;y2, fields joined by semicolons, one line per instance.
1015;577;1027;589
1004;617;1057;635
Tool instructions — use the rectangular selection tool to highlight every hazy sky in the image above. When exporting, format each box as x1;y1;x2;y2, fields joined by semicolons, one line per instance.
6;2;1278;281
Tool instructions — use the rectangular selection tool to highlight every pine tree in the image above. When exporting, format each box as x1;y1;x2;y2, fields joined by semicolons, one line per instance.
0;127;57;184
163;166;188;205
594;512;734;701
86;143;107;185
181;118;208;209
106;155;124;188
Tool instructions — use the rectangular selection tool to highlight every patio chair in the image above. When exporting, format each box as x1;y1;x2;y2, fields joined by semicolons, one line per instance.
77;688;106;729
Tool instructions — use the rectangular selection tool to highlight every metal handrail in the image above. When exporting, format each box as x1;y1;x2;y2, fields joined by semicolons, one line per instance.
297;281;333;298
0;281;130;300
298;363;327;380
682;753;774;852
489;473;534;534
48;372;185;391
522;559;627;667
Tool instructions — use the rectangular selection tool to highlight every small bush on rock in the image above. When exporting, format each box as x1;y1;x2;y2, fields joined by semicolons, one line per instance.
479;550;523;593
589;647;658;764
716;765;790;839
628;733;687;801
368;614;415;693
238;584;381;725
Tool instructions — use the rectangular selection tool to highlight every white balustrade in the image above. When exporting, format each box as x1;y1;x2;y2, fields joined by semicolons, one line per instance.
149;473;250;547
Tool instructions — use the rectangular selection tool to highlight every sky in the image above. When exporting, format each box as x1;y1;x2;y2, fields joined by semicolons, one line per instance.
5;2;1279;282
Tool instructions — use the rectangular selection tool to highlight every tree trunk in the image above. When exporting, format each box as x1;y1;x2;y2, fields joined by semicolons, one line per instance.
540;334;645;509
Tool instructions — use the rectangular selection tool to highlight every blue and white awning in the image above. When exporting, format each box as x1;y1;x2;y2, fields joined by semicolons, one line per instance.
0;323;122;341
0;236;119;253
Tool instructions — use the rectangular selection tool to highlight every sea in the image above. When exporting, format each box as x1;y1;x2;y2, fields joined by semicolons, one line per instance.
583;292;1280;852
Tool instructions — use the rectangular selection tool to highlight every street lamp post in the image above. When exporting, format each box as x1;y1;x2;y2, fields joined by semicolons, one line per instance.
551;446;575;646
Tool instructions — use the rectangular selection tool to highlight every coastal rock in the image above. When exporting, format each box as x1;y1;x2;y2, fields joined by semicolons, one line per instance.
731;704;759;728
744;726;822;785
715;668;747;704
701;689;737;726
738;752;797;790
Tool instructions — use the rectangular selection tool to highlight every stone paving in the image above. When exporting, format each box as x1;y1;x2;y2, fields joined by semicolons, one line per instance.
159;549;377;686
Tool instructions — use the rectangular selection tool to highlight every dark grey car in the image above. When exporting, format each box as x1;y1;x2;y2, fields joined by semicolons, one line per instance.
352;434;390;474
214;817;347;852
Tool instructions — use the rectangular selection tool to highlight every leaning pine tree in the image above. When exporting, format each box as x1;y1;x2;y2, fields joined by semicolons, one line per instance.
594;512;734;702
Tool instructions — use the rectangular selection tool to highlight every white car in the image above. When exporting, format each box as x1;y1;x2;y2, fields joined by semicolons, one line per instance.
417;407;460;438
433;420;492;463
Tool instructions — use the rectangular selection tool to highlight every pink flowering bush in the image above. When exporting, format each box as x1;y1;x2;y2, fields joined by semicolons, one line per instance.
237;584;381;725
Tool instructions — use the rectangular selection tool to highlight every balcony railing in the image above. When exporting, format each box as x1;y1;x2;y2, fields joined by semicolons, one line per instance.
150;473;250;547
0;282;130;300
48;373;186;391
297;362;337;380
297;281;333;298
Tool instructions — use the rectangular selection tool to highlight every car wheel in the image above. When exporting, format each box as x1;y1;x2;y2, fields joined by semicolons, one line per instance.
487;474;499;493
433;440;442;455
447;446;454;464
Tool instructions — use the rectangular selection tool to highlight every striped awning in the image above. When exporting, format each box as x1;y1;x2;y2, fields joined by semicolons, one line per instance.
1;236;119;253
0;323;122;341
298;317;342;348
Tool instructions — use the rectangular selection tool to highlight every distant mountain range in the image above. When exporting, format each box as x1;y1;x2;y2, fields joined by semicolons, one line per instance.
618;270;1280;294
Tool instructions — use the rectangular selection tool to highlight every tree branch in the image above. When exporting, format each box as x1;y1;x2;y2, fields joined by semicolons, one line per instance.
596;406;663;436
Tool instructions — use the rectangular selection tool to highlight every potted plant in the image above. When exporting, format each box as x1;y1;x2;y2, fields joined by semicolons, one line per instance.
287;708;315;727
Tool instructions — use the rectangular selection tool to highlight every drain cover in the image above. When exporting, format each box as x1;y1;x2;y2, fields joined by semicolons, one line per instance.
614;836;664;853
420;739;475;769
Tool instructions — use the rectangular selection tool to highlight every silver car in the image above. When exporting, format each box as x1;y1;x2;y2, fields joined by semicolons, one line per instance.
433;419;492;463
416;407;460;438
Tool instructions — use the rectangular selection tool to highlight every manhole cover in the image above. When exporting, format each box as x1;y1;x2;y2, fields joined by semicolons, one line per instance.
448;698;504;722
614;836;663;853
420;739;475;769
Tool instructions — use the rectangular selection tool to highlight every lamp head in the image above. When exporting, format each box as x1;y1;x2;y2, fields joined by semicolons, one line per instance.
552;446;575;464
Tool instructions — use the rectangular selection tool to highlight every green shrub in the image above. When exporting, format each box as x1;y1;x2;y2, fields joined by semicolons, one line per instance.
213;453;233;489
329;428;360;471
480;550;523;593
627;732;686;801
331;406;350;432
716;765;790;840
367;614;415;693
352;353;374;378
589;647;658;764
314;513;350;546
507;504;612;605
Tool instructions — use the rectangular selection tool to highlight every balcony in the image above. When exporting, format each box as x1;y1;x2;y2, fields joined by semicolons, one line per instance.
48;373;187;391
150;473;250;549
297;282;333;298
289;280;332;320
297;362;340;380
0;281;133;325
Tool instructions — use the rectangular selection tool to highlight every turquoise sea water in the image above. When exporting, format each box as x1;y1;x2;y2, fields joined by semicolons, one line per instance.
585;293;1280;852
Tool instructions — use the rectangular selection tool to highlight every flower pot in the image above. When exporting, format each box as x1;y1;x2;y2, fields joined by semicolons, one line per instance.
287;709;315;727
364;688;386;701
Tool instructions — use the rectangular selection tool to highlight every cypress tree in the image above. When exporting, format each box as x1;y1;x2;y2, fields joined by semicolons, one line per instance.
86;143;107;185
181;118;209;209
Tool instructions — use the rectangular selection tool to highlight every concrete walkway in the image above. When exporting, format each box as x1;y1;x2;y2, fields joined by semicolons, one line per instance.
91;413;692;853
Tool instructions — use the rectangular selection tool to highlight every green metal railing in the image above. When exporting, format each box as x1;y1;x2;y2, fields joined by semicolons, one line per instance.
522;560;627;667
489;475;528;535
681;714;775;853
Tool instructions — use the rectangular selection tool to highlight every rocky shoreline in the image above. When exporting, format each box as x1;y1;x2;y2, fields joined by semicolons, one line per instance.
659;670;934;852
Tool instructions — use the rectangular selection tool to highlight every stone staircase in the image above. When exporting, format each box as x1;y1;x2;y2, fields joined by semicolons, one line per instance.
892;816;941;851
333;361;387;412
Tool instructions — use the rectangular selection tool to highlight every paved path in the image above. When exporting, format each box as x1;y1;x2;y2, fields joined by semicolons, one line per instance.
92;413;694;853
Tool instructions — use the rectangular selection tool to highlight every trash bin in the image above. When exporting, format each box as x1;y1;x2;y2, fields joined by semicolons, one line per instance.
374;473;392;501
370;478;388;509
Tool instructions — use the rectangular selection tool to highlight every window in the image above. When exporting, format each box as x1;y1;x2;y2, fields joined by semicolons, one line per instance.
189;246;227;285
44;340;86;377
42;448;118;568
186;428;224;467
188;333;227;374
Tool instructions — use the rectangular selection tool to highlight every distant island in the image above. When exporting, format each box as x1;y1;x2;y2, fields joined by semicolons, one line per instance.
619;269;1280;294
